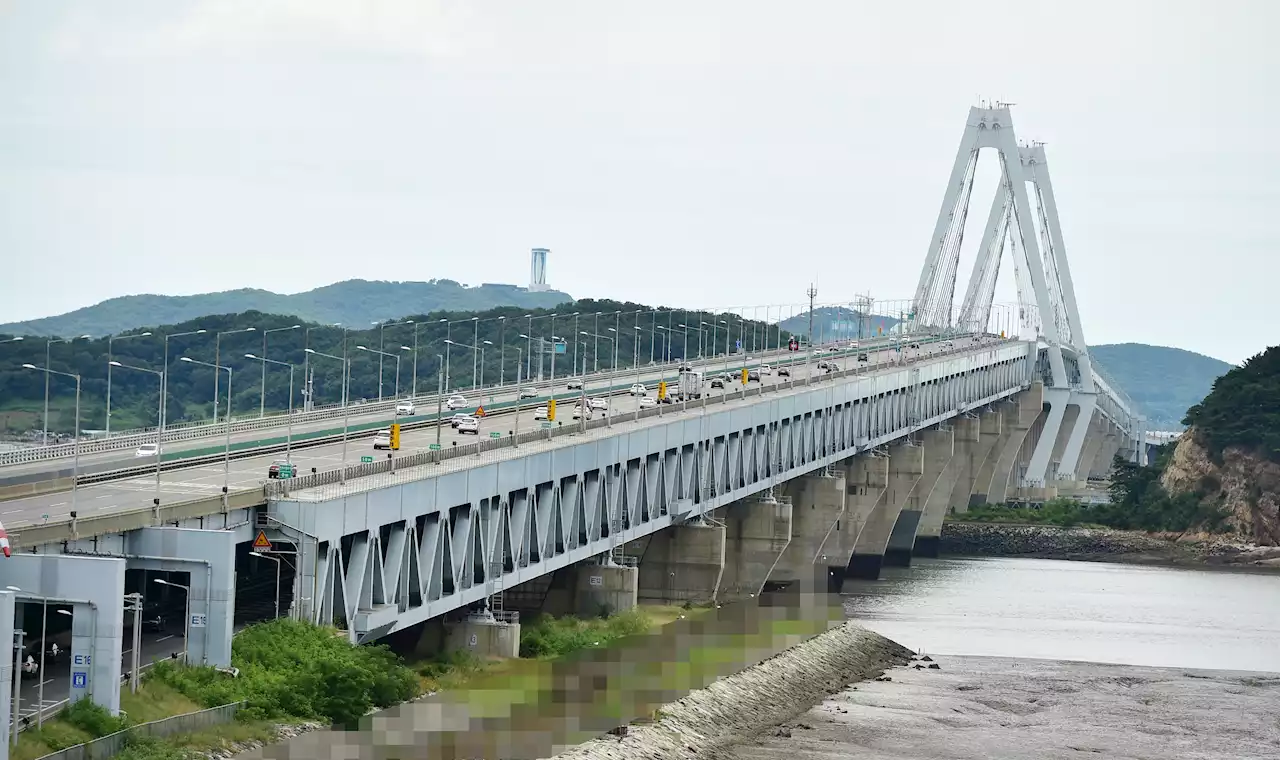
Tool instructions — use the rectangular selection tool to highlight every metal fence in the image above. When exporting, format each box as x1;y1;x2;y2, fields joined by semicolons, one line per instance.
268;336;1018;501
34;701;242;760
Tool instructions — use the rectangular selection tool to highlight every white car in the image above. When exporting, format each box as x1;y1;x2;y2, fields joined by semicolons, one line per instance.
134;443;159;458
519;387;539;399
588;397;608;411
445;394;468;410
372;430;392;450
450;412;472;428
572;405;587;420
630;383;647;396
456;416;480;435
533;405;550;421
395;400;415;416
760;364;773;375
639;396;657;408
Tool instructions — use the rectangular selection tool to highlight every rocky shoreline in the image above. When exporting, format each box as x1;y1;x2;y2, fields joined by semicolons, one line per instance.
939;521;1280;569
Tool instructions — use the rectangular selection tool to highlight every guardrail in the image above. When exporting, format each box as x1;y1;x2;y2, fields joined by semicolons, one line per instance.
0;333;944;469
266;337;1019;500
33;701;242;760
15;336;965;496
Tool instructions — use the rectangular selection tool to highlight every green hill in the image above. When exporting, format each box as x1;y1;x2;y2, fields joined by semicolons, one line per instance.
0;279;573;338
1090;344;1235;430
1182;345;1280;459
777;306;902;342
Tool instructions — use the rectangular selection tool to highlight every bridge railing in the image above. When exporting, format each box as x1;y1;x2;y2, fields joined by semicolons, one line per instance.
1;334;907;468
267;338;1027;500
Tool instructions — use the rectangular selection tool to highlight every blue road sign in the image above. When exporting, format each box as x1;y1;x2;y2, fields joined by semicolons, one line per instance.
72;671;87;688
735;339;742;350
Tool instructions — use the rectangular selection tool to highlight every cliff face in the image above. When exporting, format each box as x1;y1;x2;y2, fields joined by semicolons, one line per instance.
1161;431;1280;546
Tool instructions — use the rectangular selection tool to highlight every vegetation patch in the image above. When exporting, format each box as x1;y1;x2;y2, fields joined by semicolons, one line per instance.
1183;345;1280;461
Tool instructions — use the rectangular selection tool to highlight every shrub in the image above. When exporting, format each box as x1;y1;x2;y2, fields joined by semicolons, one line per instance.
61;698;130;738
150;618;419;730
519;609;651;659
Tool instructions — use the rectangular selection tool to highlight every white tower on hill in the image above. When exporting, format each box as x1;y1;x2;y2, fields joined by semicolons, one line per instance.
529;248;550;292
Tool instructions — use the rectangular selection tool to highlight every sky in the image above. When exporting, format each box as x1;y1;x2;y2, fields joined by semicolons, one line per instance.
0;0;1275;364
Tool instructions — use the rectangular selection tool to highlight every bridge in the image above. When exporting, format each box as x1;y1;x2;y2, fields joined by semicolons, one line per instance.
0;104;1144;747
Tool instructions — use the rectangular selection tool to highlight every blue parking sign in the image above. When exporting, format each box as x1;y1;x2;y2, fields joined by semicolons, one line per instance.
72;671;87;689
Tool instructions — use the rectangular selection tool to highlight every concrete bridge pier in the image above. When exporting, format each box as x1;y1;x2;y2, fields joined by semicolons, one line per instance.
884;427;954;567
1072;416;1107;485
634;520;725;605
845;442;925;581
829;453;889;586
1089;428;1123;478
717;496;793;600
769;472;845;593
955;408;1003;513
981;383;1043;503
916;414;981;557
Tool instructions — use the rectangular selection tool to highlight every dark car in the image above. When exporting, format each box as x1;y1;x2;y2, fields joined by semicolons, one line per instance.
747;371;761;382
710;378;725;389
777;367;791;377
857;353;869;362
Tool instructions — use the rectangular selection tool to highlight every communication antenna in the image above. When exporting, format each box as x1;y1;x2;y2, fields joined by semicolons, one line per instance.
805;284;818;347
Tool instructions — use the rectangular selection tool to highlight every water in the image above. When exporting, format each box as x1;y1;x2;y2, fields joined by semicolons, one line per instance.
842;556;1280;673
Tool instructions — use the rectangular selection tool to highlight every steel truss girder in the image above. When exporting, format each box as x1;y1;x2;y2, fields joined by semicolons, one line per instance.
272;346;1035;642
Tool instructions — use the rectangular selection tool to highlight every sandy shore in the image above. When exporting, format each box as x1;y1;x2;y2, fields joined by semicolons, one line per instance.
725;655;1280;760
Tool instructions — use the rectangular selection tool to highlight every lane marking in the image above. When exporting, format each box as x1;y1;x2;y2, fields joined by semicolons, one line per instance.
156;635;174;642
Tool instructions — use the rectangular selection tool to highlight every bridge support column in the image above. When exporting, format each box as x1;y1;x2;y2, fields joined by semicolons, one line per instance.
446;610;520;659
1089;431;1122;478
884;428;953;567
1054;394;1098;484
769;472;845;592
1048;403;1081;482
984;383;1043;503
718;496;792;600
917;415;981;557
830;453;889;586
636;521;725;605
1073;417;1107;486
1024;385;1068;488
574;562;638;616
961;408;1004;511
846;442;924;581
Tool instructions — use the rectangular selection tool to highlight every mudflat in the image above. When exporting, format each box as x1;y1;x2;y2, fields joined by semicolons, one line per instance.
725;655;1280;760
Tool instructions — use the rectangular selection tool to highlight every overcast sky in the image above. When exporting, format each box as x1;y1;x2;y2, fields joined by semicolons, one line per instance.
1;1;1274;364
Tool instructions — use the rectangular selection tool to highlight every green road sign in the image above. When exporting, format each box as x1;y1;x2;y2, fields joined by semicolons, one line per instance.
541;422;552;429
360;456;373;463
279;465;295;477
428;444;442;451
489;432;501;439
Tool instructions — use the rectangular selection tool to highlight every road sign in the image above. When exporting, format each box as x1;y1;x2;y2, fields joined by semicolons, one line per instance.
547;399;556;421
541;422;552;429
390;423;401;450
73;654;91;666
475;405;486;417
190;613;207;628
72;671;87;689
277;464;294;478
489;432;501;439
735;339;742;350
361;455;374;463
657;381;667;400
428;443;442;450
252;531;272;551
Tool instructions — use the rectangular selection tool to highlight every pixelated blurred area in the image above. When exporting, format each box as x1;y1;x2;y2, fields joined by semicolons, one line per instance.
249;589;843;759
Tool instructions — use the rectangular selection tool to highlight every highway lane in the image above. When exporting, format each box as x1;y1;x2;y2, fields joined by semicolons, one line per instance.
1;336;1002;529
1;336;919;481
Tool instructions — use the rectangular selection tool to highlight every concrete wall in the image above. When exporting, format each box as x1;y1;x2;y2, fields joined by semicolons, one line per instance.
717;497;792;600
884;427;953;567
633;522;725;605
846;442;924;580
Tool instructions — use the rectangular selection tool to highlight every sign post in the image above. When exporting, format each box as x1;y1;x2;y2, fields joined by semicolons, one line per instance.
252;531;273;552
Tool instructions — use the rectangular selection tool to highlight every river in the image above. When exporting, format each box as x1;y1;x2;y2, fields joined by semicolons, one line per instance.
840;556;1280;672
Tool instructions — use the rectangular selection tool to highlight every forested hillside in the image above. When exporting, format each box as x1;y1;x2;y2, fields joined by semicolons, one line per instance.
0;279;572;338
0;301;792;436
1090;343;1234;430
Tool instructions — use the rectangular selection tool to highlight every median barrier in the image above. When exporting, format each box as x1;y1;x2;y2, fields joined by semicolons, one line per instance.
0;476;75;500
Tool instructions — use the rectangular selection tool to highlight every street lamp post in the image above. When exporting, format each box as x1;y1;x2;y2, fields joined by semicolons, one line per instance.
580;332;614;376
105;331;151;436
213;327;255;423
410;321;421;398
245;355;295;462
41;334;88;446
250;552;282;620
376;319;416;401
258;325;300;418
443;340;492;393
162;329;207;431
180;357;233;507
305;349;351;476
357;345;409;408
109;361;164;505
496;316;507;387
302;323;340;413
22;364;81;514
5;586;48;728
152;579;190;663
434;354;444;457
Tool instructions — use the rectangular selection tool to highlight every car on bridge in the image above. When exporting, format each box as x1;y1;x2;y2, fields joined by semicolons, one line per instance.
456;417;480;435
677;362;694;373
777;367;790;377
267;459;296;479
450;412;472;428
395;400;416;416
372;430;392;450
572;405;588;419
135;443;159;458
566;379;585;390
519;387;539;399
639;396;657;409
533;405;550;421
747;370;761;382
588;397;608;411
857;353;869;362
630;383;647;396
710;377;725;389
446;394;468;410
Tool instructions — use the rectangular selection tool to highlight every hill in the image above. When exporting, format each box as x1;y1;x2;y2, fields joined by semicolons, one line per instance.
0;300;792;437
0;279;573;338
1089;343;1235;430
1161;345;1280;544
777;306;902;343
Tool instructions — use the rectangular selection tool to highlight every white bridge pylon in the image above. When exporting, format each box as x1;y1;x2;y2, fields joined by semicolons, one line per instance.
910;103;1140;486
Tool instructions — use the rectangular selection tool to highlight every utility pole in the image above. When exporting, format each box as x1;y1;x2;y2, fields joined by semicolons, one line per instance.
806;284;817;348
124;593;142;693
